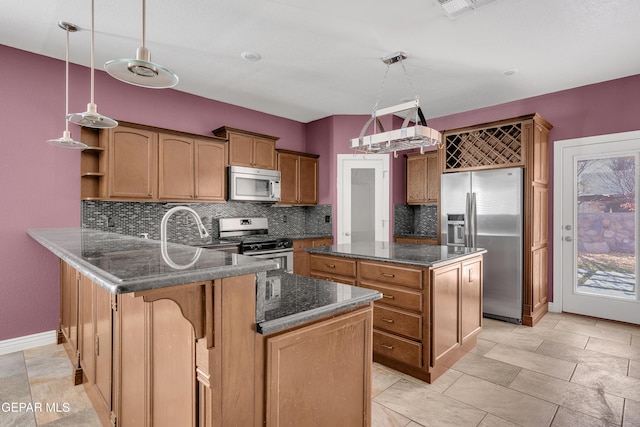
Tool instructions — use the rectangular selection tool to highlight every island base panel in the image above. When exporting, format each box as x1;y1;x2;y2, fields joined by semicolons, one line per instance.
263;305;373;427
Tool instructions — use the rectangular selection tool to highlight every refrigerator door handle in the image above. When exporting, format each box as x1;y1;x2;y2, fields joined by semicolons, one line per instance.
471;192;477;248
465;192;471;247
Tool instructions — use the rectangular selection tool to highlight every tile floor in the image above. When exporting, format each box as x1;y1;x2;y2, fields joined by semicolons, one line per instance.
1;312;639;426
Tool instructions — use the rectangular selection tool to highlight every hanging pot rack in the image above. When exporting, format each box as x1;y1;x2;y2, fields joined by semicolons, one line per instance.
350;51;442;157
350;99;442;155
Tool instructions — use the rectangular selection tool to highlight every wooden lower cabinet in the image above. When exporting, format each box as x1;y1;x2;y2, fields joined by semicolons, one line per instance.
430;257;483;380
76;273;112;425
262;307;372;426
114;293;196;427
308;251;357;286
430;263;461;369
59;261;82;384
461;257;483;345
293;237;333;276
308;253;484;383
61;266;373;426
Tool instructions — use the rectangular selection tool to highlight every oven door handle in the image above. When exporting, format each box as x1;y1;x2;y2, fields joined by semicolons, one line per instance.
246;248;293;256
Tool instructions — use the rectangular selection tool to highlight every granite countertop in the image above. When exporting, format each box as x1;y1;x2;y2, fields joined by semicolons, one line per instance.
28;228;278;294
306;241;486;268
256;269;381;334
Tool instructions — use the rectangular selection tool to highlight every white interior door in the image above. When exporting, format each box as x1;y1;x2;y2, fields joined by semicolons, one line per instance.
337;154;389;244
554;131;639;324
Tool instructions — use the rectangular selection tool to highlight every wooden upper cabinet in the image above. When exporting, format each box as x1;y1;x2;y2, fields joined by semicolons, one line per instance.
278;152;299;204
89;122;227;202
441;113;551;174
298;155;318;204
406;151;439;204
101;126;158;199
253;137;277;169
277;149;319;205
158;134;227;202
227;133;254;167
194;138;227;201
213;126;278;170
159;134;194;200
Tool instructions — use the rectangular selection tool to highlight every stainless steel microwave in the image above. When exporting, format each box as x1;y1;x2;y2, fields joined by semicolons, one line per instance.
228;166;281;202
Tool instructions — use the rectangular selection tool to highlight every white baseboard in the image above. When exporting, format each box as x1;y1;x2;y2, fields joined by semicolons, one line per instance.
0;330;57;356
547;302;561;313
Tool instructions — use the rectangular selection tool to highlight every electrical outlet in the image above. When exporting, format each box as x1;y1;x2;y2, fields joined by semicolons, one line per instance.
283;215;287;223
325;215;331;223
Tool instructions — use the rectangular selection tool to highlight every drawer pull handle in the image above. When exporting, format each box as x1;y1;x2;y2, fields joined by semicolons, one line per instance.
381;273;395;278
469;269;473;283
326;264;336;268
381;318;394;323
382;294;395;299
381;344;393;350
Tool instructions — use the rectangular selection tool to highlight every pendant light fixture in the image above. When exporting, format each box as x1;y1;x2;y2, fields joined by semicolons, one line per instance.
104;0;178;89
350;51;442;157
67;0;118;129
48;22;88;149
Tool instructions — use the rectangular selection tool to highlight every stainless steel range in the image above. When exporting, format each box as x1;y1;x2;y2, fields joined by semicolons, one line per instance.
219;217;293;272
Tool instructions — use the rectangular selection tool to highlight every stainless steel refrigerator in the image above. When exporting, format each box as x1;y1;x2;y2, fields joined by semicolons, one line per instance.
440;168;523;323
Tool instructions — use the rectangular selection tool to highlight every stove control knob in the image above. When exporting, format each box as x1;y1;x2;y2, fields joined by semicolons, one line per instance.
250;244;260;251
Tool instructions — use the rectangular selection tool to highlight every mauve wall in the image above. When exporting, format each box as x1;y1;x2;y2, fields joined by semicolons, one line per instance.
306;115;399;239
0;45;305;341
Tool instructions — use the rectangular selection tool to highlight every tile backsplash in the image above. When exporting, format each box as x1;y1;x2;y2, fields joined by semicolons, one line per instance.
394;204;438;237
82;201;332;245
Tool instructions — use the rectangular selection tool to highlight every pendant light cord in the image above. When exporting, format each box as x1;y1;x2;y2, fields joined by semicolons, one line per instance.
65;27;70;132
90;0;95;105
142;0;146;48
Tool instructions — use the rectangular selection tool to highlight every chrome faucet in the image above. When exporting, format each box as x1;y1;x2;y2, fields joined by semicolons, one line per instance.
160;206;209;270
160;206;210;243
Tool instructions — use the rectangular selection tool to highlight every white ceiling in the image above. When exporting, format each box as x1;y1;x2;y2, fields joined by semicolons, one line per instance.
2;0;639;123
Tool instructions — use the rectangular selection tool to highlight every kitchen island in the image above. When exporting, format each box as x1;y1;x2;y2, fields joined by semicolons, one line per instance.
307;241;486;383
28;228;380;427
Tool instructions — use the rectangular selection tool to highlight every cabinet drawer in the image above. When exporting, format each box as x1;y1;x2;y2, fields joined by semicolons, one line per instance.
360;261;423;289
309;255;356;278
374;306;422;340
373;330;422;368
360;282;422;313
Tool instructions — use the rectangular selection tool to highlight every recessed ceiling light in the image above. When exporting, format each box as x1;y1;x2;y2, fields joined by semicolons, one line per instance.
241;51;261;62
503;68;519;76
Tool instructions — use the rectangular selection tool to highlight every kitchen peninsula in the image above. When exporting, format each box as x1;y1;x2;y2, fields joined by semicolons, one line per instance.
27;228;381;427
307;241;486;383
